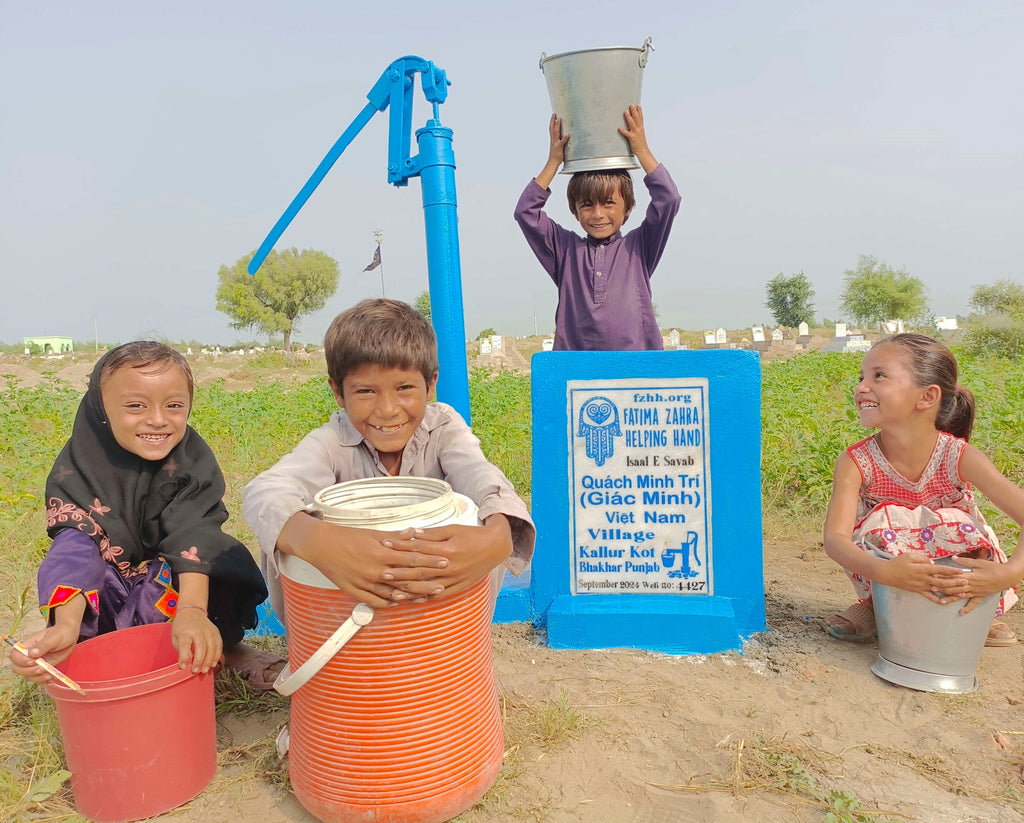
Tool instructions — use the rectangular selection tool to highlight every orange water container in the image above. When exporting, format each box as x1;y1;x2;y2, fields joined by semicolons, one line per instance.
278;477;503;823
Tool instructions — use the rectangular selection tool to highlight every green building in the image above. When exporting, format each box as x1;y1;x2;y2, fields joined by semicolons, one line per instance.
24;336;74;354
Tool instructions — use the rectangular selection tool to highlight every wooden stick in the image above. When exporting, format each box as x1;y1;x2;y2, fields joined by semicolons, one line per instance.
2;634;87;696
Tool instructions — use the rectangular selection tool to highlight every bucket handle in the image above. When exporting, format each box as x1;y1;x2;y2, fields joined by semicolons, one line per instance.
273;603;375;696
639;36;654;68
539;36;654;71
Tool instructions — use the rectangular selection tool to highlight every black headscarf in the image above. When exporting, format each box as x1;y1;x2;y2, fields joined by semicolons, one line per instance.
44;348;267;638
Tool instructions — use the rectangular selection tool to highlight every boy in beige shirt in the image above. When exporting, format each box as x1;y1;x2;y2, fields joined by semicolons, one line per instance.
243;298;534;621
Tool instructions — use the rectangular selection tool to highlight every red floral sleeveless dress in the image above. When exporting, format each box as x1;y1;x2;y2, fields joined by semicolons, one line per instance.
846;432;1017;616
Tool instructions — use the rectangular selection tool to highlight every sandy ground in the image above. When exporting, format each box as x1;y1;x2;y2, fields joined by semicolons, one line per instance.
160;538;1024;823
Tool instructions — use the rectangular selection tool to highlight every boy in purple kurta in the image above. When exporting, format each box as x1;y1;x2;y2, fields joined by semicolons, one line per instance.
514;104;681;351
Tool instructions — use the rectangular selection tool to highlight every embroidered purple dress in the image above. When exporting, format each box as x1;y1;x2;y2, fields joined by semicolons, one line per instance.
39;354;267;646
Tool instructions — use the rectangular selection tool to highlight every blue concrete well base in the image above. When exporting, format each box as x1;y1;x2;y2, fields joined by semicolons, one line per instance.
494;569;534;624
544;594;749;654
529;350;767;653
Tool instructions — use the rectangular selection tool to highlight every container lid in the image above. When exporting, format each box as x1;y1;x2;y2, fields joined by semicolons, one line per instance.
312;477;465;530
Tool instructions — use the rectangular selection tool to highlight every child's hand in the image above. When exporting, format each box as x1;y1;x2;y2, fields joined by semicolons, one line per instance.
534;114;569;190
548;114;569;167
171;607;223;674
7;624;78;684
939;554;1017;614
381;514;514;601
619;104;658;174
279;514;452;609
878;552;965;602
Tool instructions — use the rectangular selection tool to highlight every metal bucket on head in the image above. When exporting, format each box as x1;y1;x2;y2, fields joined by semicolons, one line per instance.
540;37;653;174
870;553;1000;694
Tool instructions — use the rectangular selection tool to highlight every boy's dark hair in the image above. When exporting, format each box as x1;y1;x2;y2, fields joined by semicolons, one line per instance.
880;333;975;441
91;341;194;404
566;169;636;219
325;298;439;389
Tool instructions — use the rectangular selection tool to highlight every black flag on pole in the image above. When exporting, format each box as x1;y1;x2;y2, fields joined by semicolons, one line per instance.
363;245;382;272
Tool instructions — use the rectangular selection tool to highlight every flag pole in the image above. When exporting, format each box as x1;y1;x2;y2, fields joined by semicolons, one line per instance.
373;228;385;297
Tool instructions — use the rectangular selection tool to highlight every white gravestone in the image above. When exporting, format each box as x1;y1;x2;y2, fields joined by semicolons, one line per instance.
715;328;727;345
490;334;503;351
480;339;492;355
798;321;809;337
835;323;847;338
703;330;716;345
751;326;765;343
771;328;783;342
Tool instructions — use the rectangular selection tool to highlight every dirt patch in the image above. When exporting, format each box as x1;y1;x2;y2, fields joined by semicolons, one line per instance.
162;538;1024;823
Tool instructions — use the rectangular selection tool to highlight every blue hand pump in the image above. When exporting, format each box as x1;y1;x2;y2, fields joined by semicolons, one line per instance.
247;57;471;422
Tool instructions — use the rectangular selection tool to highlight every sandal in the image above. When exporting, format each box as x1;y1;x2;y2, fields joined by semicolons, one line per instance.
826;600;877;641
222;644;287;691
986;620;1018;647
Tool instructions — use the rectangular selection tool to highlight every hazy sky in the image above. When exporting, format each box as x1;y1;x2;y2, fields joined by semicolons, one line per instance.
3;1;1021;345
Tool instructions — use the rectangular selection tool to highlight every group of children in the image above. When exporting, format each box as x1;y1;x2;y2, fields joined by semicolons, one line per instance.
9;106;1023;695
10;304;536;688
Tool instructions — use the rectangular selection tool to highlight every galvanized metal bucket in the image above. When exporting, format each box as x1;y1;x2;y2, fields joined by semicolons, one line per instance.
540;37;653;174
870;553;1000;694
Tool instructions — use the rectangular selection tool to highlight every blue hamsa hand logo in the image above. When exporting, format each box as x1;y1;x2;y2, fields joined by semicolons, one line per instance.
577;396;621;466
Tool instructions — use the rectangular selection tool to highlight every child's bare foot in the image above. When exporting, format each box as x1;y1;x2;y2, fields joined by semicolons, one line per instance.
222;643;286;690
985;620;1017;647
825;600;877;641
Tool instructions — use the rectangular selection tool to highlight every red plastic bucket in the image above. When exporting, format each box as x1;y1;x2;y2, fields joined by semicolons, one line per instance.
280;476;504;823
45;621;216;822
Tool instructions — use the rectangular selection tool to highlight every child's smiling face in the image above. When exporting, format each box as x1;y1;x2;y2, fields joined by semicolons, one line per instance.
333;364;437;472
574;188;629;240
855;344;925;428
100;363;191;460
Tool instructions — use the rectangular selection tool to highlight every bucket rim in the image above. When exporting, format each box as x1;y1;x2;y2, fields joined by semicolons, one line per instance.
542;44;644;62
540;35;653;70
47;665;207;703
46;622;205;702
313;476;454;517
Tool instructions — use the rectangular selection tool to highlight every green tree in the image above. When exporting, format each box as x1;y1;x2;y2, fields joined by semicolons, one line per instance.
216;248;339;353
964;278;1024;358
477;328;497;340
839;254;927;326
765;271;815;327
969;278;1024;317
413;290;431;319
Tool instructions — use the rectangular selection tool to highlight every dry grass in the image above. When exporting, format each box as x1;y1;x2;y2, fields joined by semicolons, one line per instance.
851;742;1024;812
453;690;602;821
647;735;910;822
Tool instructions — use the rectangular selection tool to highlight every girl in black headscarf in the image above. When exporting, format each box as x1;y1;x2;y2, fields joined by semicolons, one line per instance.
9;342;279;686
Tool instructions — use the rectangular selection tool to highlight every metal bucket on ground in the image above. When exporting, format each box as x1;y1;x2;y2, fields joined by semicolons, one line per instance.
540;37;653;174
870;554;1000;694
278;476;503;823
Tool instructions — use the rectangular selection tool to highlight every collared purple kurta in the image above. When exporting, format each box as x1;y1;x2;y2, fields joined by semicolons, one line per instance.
514;164;681;351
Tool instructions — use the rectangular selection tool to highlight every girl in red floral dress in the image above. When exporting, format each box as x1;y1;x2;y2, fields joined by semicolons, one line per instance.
823;333;1023;645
